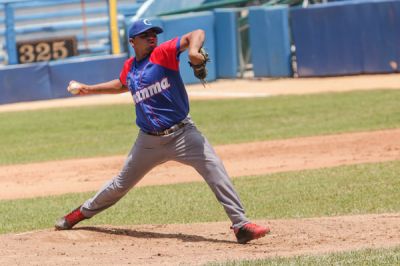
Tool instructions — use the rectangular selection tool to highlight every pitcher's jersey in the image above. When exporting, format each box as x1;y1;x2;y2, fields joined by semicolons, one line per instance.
119;37;189;133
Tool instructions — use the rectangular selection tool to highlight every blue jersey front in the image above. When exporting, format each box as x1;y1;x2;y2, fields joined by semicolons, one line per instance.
119;37;189;132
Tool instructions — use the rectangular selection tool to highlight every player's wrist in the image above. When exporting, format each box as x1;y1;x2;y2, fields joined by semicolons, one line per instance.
188;53;203;65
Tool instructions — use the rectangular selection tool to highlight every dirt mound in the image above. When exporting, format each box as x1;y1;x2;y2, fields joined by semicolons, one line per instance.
1;213;399;265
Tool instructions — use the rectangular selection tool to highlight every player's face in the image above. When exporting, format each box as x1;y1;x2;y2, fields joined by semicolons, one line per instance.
131;29;158;54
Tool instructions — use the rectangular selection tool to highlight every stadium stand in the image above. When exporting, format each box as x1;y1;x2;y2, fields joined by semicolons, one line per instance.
0;0;143;65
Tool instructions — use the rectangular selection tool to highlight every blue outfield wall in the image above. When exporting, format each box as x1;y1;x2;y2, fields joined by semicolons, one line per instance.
248;6;292;77
0;63;52;104
3;1;400;104
49;55;128;98
360;0;400;73
0;55;127;104
214;8;239;78
291;0;400;77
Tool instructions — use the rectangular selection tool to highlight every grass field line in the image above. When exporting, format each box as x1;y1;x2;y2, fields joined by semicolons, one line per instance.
1;212;399;265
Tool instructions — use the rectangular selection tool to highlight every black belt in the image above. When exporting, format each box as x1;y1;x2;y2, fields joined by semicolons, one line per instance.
145;122;186;136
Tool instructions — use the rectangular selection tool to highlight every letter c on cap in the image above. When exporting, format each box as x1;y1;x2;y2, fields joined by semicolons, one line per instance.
143;19;152;25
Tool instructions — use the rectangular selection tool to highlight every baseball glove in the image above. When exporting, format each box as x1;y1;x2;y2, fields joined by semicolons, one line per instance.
189;47;210;84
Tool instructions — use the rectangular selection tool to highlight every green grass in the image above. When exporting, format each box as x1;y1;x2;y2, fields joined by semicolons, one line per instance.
193;89;400;144
0;90;399;165
1;160;399;234
207;246;400;265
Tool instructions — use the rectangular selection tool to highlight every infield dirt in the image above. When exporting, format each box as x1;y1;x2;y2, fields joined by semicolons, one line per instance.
0;74;399;265
1;213;400;265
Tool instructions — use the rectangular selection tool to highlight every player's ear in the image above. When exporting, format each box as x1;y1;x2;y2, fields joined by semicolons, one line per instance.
129;38;135;47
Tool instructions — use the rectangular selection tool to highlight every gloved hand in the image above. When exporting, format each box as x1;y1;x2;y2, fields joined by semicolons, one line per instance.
188;47;210;82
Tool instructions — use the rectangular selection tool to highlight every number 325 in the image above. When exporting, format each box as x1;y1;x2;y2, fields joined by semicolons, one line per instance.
19;41;68;63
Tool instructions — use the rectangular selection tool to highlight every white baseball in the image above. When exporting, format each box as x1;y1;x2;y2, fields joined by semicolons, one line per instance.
68;82;80;95
389;61;398;71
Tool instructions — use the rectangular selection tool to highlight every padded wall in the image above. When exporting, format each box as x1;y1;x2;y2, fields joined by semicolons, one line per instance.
161;12;216;84
291;2;363;76
359;0;400;73
0;55;127;104
248;6;292;77
291;0;400;77
49;54;127;98
0;63;52;104
214;8;239;78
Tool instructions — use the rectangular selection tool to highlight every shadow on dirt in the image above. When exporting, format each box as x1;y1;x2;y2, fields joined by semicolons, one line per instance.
76;226;234;244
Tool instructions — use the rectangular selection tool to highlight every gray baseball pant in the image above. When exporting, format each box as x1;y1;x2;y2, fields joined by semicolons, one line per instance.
81;119;249;229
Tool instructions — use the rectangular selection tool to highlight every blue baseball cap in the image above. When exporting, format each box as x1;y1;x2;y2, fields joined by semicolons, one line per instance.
128;19;163;38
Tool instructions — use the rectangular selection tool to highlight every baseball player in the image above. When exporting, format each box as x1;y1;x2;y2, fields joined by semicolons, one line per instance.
55;18;269;244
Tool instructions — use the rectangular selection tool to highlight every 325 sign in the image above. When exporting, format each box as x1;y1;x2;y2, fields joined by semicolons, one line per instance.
17;36;78;64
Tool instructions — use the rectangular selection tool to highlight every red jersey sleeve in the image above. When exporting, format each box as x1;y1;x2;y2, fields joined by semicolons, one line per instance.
119;57;134;86
150;37;180;71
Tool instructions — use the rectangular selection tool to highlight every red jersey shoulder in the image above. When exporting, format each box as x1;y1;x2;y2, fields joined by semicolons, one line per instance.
119;57;134;86
150;37;180;71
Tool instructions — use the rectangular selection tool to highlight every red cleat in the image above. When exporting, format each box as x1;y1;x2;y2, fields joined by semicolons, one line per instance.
233;223;270;244
54;206;86;230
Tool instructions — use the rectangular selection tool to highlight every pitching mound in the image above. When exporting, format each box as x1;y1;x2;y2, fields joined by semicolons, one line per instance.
1;213;399;265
